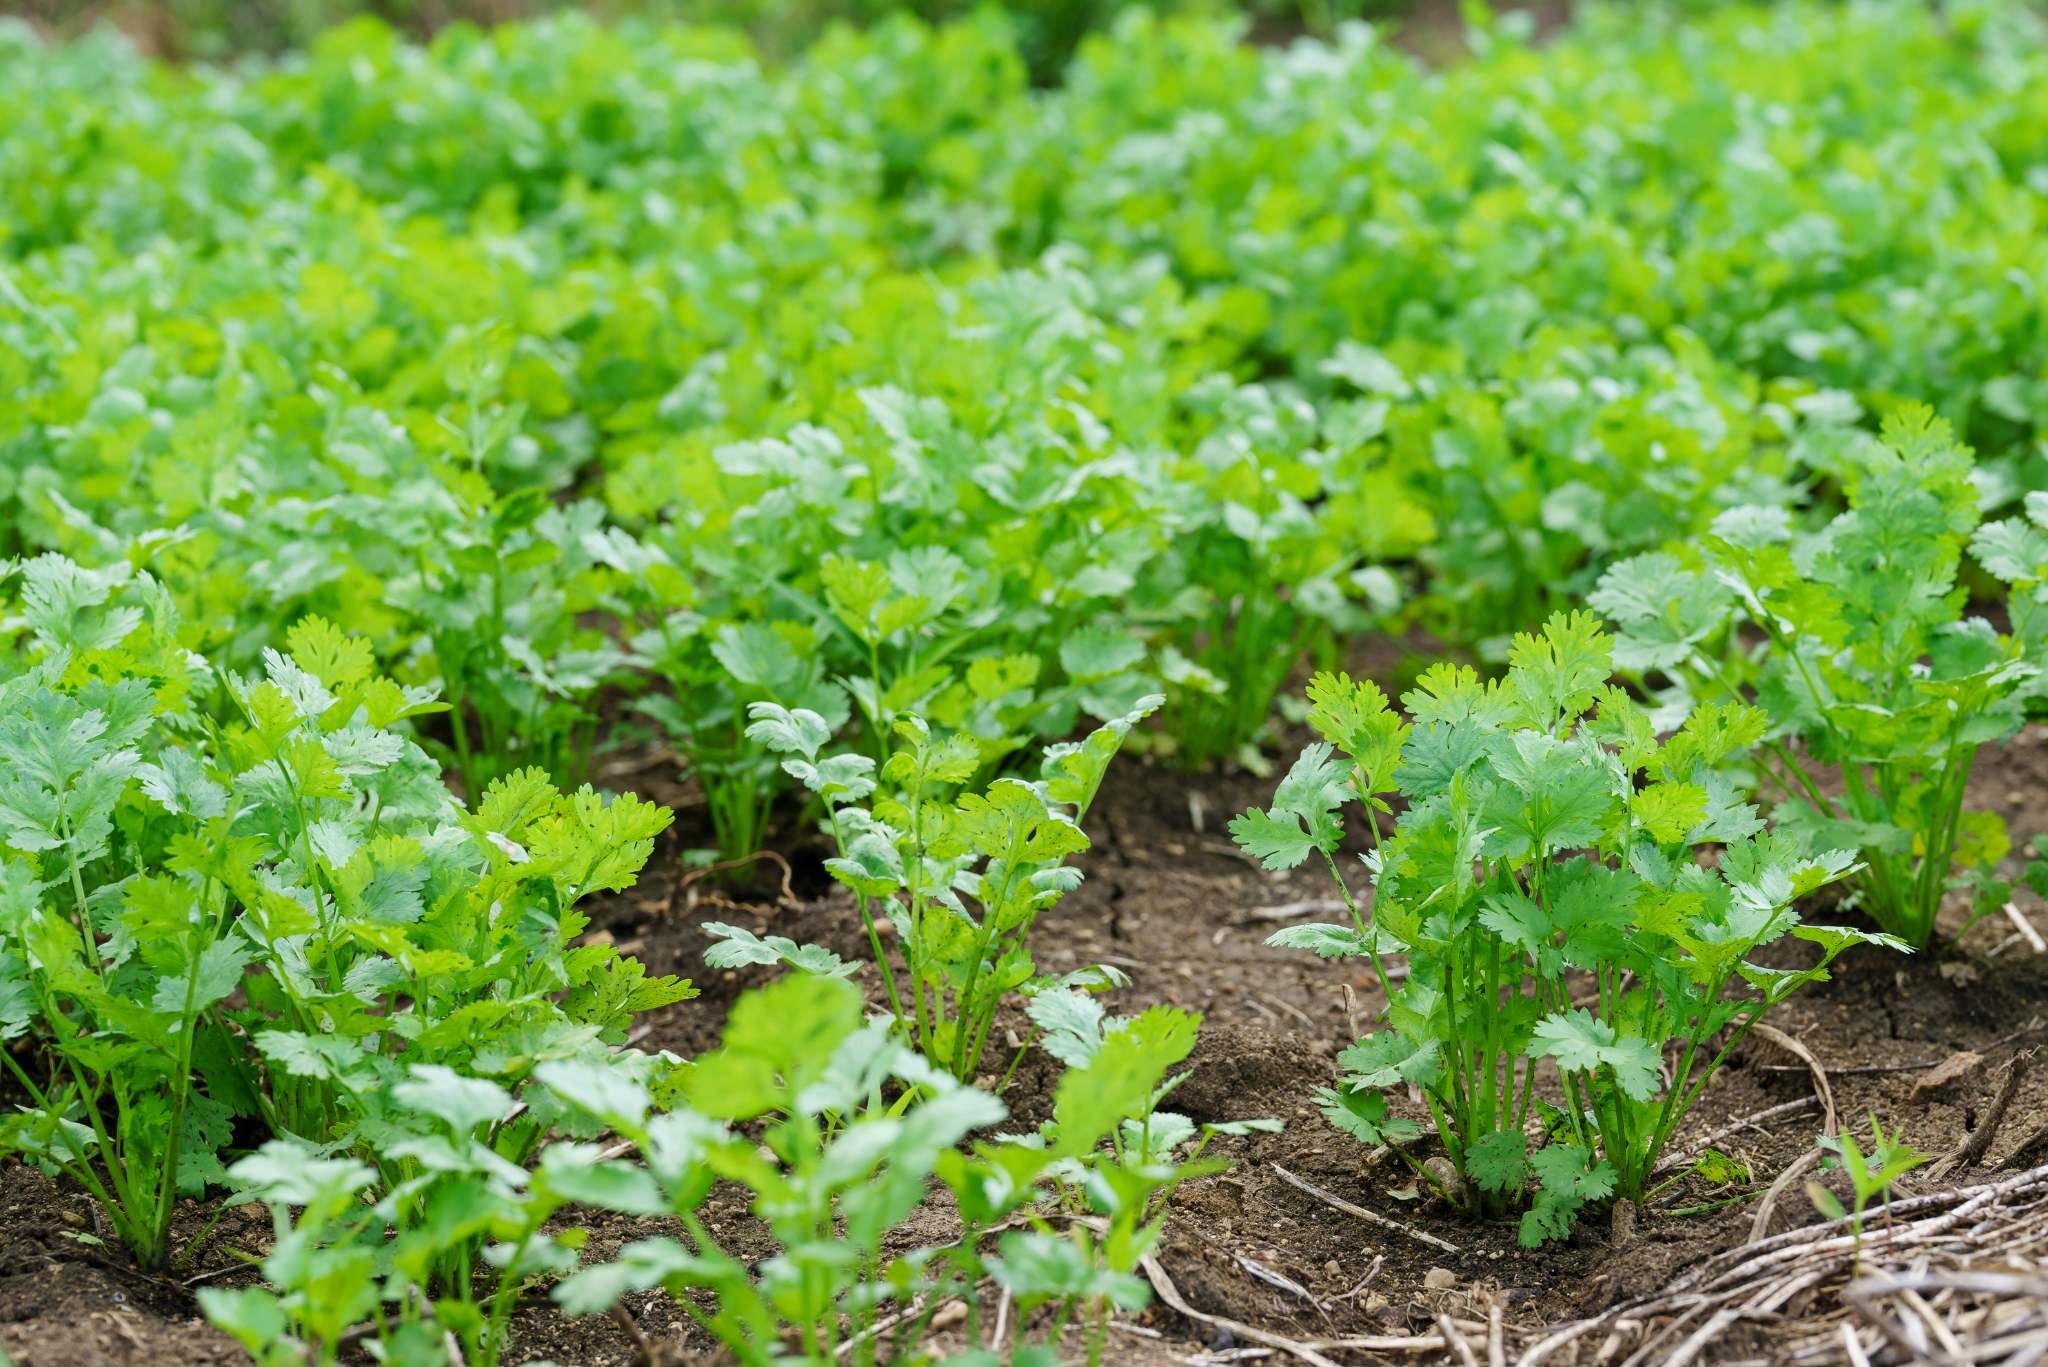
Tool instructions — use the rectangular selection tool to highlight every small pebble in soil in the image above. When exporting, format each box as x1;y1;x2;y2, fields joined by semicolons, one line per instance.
1911;1050;1984;1103
1424;1267;1458;1291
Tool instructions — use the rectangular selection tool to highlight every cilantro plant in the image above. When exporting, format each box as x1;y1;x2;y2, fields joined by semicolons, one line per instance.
215;625;693;1170
1806;1114;1928;1267
632;616;849;865
1234;616;1898;1243
0;558;691;1274
543;978;1262;1367
198;1147;397;1367
0;558;221;1269
1594;408;2045;948
968;996;1280;1366
200;1064;601;1367
632;545;1094;867
394;476;671;801
1974;488;2048;664
380;342;675;807
545;973;1006;1366
736;694;1159;1081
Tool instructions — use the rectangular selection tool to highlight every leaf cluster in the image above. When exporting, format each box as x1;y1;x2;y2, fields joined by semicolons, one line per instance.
0;561;688;1287
1236;615;1897;1242
738;692;1161;1081
1595;407;2045;946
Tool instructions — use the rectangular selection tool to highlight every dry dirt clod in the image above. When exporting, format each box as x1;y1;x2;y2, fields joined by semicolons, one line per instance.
1939;959;1982;988
1911;1050;1984;1104
1424;1267;1458;1291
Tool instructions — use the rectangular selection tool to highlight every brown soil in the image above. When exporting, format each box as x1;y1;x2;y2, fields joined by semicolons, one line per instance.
0;1164;256;1367
7;728;2048;1366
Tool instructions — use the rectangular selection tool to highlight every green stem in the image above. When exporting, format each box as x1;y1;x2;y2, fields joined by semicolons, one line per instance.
1317;847;1394;1005
828;806;905;1032
866;635;889;772
60;817;104;973
950;852;1027;1079
0;1047;127;1237
152;881;219;1271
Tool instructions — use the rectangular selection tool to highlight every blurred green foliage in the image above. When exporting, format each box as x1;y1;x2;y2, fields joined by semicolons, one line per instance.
6;0;1418;72
6;0;2044;791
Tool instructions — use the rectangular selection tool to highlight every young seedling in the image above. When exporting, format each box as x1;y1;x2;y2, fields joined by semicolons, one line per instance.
1806;1114;1928;1267
200;1065;594;1367
906;995;1280;1366
544;974;1006;1367
736;694;1159;1081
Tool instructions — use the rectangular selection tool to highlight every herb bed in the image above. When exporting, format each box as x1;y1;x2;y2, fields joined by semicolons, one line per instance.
7;1;2048;1359
6;729;2046;1366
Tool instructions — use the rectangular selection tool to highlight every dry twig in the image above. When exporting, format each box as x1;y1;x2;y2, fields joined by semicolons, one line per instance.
1137;1253;1346;1367
1237;898;1350;924
658;848;799;919
1935;1048;2035;1179
607;1303;655;1367
1269;1163;1461;1254
2003;902;2047;955
1515;1162;2048;1367
1746;1024;1838;1243
1235;1254;1329;1325
1439;1311;1481;1367
1652;1097;1822;1179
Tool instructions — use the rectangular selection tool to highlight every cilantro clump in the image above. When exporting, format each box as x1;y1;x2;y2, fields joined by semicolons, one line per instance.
1236;614;1900;1243
743;692;1160;1081
534;973;1264;1367
0;557;691;1289
1595;406;2045;948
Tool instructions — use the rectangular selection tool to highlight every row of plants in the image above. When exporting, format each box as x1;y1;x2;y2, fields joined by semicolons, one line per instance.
0;0;2044;1354
6;0;2048;871
0;552;1257;1364
1233;408;2048;1242
0;408;2033;1357
203;970;1257;1367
